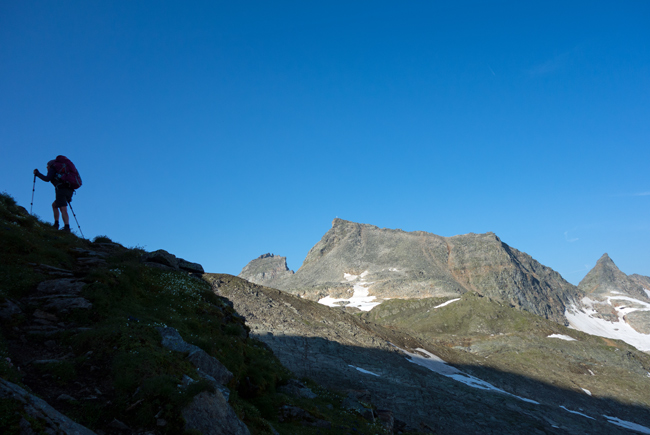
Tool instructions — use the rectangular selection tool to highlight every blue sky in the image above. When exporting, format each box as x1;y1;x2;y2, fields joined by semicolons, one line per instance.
1;1;648;284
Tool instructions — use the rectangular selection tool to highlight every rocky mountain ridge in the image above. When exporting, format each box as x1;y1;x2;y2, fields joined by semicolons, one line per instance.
238;253;294;285
240;218;578;324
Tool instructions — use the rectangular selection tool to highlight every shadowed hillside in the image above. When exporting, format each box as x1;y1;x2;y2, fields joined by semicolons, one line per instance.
208;273;650;434
0;193;403;435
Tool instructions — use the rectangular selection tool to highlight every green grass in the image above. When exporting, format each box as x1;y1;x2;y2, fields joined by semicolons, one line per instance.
1;192;399;435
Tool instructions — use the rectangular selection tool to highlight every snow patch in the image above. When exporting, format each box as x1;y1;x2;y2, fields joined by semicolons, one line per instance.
604;416;650;434
581;388;592;396
644;288;650;299
434;298;460;309
559;406;595;420
348;365;380;377
547;334;576;341
319;271;381;311
565;297;650;352
397;346;539;404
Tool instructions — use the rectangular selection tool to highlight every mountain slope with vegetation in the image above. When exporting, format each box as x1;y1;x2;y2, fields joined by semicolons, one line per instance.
0;193;395;435
206;274;650;434
363;292;650;409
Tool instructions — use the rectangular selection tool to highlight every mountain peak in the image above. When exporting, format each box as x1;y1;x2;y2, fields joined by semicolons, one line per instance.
242;218;577;323
578;253;649;301
597;252;613;263
239;253;294;287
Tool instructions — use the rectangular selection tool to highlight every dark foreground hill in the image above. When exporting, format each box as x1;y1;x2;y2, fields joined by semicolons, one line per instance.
0;193;400;435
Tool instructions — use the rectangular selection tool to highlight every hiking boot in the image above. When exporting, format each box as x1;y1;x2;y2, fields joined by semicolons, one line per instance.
60;225;71;233
52;221;59;230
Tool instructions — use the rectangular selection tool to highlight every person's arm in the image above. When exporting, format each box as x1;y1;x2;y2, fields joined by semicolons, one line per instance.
34;167;55;182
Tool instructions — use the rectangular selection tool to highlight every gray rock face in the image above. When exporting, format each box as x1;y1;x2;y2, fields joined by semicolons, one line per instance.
182;391;251;435
142;250;205;274
0;378;96;435
27;278;92;315
578;254;650;302
36;279;85;295
142;249;179;269
178;258;205;274
243;219;577;323
157;327;250;434
0;298;22;320
157;326;233;398
238;253;294;287
630;273;650;291
205;274;646;435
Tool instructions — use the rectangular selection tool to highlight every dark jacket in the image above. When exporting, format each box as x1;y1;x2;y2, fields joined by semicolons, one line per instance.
35;167;62;187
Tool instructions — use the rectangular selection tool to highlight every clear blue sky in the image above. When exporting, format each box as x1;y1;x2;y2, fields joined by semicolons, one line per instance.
1;1;648;285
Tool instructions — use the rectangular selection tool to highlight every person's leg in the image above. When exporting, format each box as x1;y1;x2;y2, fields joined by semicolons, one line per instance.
51;202;60;228
54;187;72;231
60;206;70;226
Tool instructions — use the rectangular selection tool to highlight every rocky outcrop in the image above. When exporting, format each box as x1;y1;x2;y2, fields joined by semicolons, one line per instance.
157;326;233;399
156;326;250;434
0;378;96;435
243;219;577;323
156;327;250;435
238;253;294;287
578;254;650;301
630;274;650;292
182;391;251;435
24;278;92;320
142;249;205;274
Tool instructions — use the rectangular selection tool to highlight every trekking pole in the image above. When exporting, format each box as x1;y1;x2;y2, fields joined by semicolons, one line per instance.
30;175;36;214
67;201;85;239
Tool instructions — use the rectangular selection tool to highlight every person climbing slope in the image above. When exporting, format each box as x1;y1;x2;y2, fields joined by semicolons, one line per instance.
33;156;82;232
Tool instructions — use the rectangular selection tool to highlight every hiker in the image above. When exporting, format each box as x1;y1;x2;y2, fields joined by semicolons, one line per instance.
33;156;82;232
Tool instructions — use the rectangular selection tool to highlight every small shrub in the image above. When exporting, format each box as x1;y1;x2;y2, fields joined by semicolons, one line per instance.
93;235;113;244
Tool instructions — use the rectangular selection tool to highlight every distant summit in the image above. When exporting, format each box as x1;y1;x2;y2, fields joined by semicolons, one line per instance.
240;218;577;324
566;253;650;348
578;253;649;301
238;253;294;286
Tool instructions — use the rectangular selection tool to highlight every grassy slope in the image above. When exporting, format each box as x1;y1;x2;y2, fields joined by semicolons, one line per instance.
0;193;394;435
363;292;650;408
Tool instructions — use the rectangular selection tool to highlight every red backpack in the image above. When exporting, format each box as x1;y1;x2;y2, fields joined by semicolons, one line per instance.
51;155;82;190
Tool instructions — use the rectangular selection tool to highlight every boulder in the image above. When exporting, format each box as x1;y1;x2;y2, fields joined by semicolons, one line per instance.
182;390;250;435
141;250;179;269
36;279;85;295
43;296;92;313
0;378;96;435
0;298;22;320
157;327;233;393
376;409;395;433
278;379;317;399
142;261;178;271
179;258;205;274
